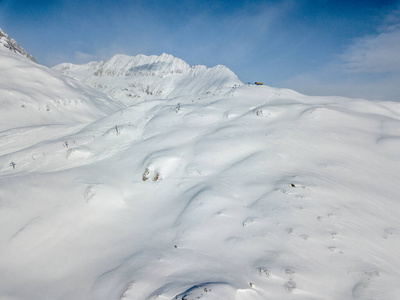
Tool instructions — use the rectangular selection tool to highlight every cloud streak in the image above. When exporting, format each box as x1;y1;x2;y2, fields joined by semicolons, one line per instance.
340;26;400;74
339;6;400;74
283;6;400;101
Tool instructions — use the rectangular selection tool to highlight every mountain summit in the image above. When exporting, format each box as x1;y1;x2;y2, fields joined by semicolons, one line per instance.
53;53;243;104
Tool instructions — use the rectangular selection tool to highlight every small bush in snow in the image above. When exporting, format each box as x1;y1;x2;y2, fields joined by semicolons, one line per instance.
152;172;160;181
142;168;150;181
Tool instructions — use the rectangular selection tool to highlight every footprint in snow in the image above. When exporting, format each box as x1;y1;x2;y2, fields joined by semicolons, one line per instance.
257;268;270;277
352;270;382;300
84;185;95;202
382;227;398;239
242;218;255;227
284;269;297;293
299;234;309;240
173;282;234;300
284;280;297;293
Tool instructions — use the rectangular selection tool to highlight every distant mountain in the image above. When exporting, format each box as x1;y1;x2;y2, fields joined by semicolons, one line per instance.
53;53;243;105
0;28;124;131
0;28;37;63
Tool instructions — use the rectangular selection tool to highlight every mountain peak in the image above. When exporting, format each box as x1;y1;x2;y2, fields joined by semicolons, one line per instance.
0;28;37;63
53;53;243;104
94;53;191;77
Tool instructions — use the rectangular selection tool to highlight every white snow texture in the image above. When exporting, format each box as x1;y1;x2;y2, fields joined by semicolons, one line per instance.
1;28;400;300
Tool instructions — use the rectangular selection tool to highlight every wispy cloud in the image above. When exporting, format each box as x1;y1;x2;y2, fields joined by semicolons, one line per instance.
340;27;400;74
283;72;400;101
74;51;97;63
283;6;400;101
45;43;128;66
340;8;400;74
164;1;295;68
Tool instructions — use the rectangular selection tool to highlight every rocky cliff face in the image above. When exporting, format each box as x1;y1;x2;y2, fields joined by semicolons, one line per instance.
0;28;37;63
53;53;243;105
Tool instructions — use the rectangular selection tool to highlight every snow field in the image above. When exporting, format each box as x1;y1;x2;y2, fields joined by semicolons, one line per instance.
1;81;400;299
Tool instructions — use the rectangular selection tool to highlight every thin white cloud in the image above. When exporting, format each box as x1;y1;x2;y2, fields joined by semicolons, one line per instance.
283;72;400;101
74;51;97;63
167;1;295;67
46;44;128;66
340;22;400;74
282;7;400;101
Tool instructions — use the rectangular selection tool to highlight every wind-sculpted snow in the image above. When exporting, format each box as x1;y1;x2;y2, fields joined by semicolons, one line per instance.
1;82;400;299
53;53;243;105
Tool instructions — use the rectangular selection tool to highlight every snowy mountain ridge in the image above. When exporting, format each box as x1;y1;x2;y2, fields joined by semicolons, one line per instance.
0;28;36;63
53;53;243;105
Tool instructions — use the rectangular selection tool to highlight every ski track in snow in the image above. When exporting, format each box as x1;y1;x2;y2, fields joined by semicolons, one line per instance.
1;44;400;300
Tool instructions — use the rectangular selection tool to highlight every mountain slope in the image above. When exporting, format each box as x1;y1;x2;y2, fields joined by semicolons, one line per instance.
0;30;125;131
0;28;36;63
1;81;400;300
53;53;243;105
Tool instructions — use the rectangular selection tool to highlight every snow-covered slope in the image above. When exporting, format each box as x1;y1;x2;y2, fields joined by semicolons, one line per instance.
53;53;243;105
1;78;400;300
0;30;125;131
2;28;400;300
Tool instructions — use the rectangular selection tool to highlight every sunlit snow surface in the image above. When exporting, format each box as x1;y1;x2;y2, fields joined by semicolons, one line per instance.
1;47;400;300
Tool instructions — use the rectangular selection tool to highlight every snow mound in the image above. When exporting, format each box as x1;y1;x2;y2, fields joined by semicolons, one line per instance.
53;53;243;105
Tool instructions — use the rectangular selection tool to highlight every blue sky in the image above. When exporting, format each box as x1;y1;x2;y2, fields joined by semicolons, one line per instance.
1;0;399;101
